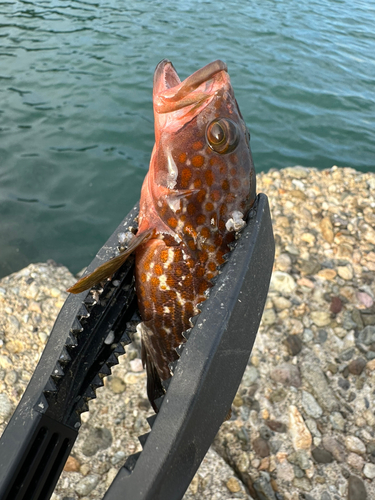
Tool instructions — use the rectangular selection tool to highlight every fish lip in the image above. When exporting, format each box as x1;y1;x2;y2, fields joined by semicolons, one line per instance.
153;60;228;114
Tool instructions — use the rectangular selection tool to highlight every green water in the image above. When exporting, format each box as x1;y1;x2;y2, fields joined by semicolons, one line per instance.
0;0;374;277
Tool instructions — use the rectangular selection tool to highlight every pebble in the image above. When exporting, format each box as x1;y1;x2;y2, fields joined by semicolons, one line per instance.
337;265;353;281
270;271;297;295
301;363;338;412
345;436;366;455
242;365;259;386
301;390;323;418
348;475;367;500
111;451;126;465
311;448;333;464
310;311;331;327
109;376;126;394
270;363;301;388
64;456;81;472
348;357;367;376
74;474;100;496
357;325;375;345
226;477;242;493
330;412;346;431
129;358;143;372
0;355;12;370
0;393;12;423
284;335;303;356
262;308;277;325
317;268;337;280
288;405;312;451
322;436;346;462
253;437;270;458
347;453;364;470
357;292;374;308
363;463;375;479
320;217;334;243
253;472;277;500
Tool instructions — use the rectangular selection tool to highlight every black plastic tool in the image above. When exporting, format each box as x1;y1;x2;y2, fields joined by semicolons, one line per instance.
0;193;274;500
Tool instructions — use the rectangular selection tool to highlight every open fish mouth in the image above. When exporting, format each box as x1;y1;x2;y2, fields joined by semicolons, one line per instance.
153;59;228;114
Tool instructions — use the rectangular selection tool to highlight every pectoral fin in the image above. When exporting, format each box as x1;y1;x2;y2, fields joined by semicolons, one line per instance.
67;228;155;294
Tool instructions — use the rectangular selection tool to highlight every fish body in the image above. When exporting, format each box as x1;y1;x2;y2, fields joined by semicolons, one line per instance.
68;60;256;410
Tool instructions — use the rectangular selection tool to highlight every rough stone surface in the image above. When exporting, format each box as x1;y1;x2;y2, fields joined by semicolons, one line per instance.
1;167;375;500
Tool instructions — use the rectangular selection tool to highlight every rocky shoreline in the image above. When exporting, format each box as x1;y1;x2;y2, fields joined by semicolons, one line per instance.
1;165;375;500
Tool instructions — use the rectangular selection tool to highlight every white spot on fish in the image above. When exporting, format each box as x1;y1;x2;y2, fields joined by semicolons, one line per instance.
167;150;178;189
164;306;171;314
159;275;170;289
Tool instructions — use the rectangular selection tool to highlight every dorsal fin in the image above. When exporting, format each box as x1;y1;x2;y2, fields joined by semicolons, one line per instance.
67;228;154;294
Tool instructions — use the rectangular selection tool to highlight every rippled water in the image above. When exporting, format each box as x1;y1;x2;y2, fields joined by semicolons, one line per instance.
0;0;374;276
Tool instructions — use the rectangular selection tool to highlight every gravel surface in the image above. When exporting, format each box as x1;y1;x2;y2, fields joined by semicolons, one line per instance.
1;166;375;500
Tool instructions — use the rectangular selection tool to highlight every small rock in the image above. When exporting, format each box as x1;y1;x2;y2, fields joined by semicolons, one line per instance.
301;363;338;412
338;378;350;390
337;265;353;280
252;437;270;458
226;477;241;493
322;436;345;462
74;474;100;496
357;292;374;308
288;405;312;451
321;493;331;500
109;377;126;394
301;391;323;419
265;420;287;433
275;253;292;272
0;355;12;370
330;412;346;431
0;393;12;423
317;269;337;280
345;436;366;455
311;448;333;464
253;472;277;500
284;335;303;356
363;463;375;479
348;475;367;500
270;363;301;388
310;311;331;327
64;456;81;472
273;296;292;311
358;325;375;345
242;365;259;386
330;296;342;314
348;357;367;375
4;370;18;385
340;347;355;361
111;451;126;465
129;358;143;372
262;308;277;325
347;453;365;470
320;217;334;243
270;272;297;295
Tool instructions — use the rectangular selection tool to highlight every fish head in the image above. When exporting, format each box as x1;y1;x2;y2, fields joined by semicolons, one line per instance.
145;59;256;241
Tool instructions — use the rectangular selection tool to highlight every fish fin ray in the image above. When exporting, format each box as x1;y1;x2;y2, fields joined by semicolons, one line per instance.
67;228;155;294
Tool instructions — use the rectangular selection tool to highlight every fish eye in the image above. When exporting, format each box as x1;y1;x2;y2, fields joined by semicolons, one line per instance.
206;118;240;154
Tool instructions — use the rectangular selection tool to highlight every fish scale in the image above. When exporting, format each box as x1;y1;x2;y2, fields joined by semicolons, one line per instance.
67;59;256;412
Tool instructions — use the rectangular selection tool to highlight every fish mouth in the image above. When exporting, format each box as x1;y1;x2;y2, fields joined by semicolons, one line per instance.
153;59;228;114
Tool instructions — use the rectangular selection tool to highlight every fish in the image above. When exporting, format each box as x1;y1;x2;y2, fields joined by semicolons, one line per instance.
68;59;256;411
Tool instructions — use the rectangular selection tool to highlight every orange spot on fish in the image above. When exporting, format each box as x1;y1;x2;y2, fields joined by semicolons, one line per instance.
230;153;238;164
193;141;203;150
174;248;183;262
179;152;187;163
192;155;204;168
160;249;169;263
187;203;196;215
232;179;240;190
197;189;207;203
205;170;214;186
154;264;163;276
216;249;225;264
140;273;147;283
168;217;178;228
194;178;202;189
210;190;221;202
187;258;195;268
195;266;205;278
225;193;236;203
143;300;151;309
208;261;217;272
230;167;237;176
209;157;218;166
181;168;192;188
188;239;196;251
174;266;183;277
200;226;210;239
218;220;226;231
150;276;159;287
205;202;214;212
206;272;215;280
166;276;176;288
198;281;209;295
220;203;227;216
222;179;230;191
198;251;208;263
196;214;206;225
